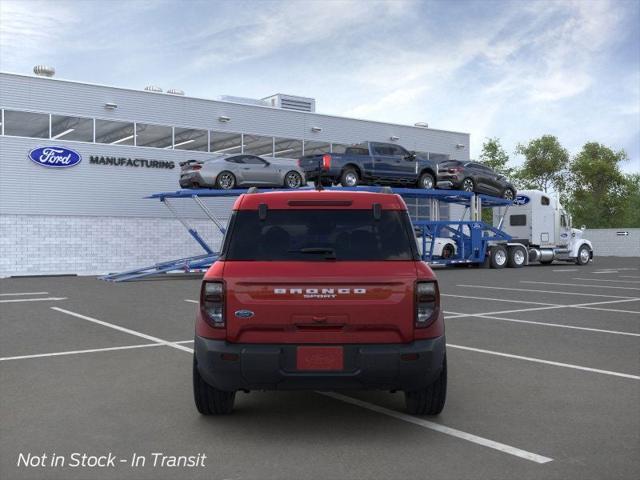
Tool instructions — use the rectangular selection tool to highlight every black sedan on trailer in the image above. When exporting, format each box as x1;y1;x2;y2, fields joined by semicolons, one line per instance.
437;160;516;199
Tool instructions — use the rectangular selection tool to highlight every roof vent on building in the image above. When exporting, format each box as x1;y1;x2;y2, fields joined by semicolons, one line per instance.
167;88;185;95
414;122;429;128
33;65;55;77
144;85;163;93
262;94;316;113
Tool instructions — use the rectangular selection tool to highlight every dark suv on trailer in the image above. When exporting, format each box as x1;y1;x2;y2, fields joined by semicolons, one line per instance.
437;160;516;199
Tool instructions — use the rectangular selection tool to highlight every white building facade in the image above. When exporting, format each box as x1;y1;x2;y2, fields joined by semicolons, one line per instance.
0;72;470;277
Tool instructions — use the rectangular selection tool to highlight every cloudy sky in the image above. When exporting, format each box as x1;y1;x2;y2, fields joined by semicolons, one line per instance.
1;0;638;171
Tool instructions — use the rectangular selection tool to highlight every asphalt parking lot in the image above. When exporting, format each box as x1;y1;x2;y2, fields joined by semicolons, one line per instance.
1;257;639;480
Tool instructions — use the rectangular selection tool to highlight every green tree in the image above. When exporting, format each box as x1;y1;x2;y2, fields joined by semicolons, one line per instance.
479;137;513;177
515;135;569;193
618;174;640;227
566;142;630;228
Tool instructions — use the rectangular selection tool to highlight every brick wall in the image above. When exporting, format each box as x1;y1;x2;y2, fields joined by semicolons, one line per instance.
0;215;225;277
584;228;640;258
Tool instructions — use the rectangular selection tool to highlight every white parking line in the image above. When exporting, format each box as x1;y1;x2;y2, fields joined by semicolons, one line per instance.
320;392;553;464
620;275;640;279
521;281;640;291
552;269;578;272
185;299;198;304
0;297;67;303
0;291;49;296
445;311;640;337
0;340;195;362
51;307;194;353
442;294;559;307
456;284;637;299
572;278;640;284
447;344;640;380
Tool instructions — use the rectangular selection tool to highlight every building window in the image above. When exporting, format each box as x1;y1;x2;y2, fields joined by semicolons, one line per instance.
210;131;243;154
95;119;135;145
135;123;173;149
303;140;330;156
3;110;49;138
274;137;303;158
243;134;274;156
331;143;349;154
51;114;93;142
173;127;208;151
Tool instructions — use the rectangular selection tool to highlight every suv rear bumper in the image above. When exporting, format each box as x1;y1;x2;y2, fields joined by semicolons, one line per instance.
194;336;446;391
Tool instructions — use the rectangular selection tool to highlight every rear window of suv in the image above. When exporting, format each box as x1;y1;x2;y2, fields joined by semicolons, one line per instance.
222;209;418;261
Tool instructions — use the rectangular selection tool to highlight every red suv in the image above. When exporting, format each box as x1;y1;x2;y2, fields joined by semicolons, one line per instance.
193;189;446;415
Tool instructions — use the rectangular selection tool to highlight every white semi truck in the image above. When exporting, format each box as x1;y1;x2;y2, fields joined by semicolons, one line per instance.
492;190;593;267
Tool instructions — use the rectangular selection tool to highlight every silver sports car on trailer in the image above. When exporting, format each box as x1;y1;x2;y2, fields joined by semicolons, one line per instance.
179;154;306;189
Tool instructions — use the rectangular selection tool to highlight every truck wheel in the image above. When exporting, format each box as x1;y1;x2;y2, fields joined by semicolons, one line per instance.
405;356;447;415
490;245;507;269
340;168;359;187
418;172;435;189
576;245;591;265
193;356;236;415
507;246;526;268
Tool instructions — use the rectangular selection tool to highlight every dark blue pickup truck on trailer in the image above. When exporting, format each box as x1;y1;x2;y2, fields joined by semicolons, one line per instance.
298;141;442;189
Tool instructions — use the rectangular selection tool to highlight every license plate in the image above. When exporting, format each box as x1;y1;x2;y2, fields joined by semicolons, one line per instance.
296;346;344;371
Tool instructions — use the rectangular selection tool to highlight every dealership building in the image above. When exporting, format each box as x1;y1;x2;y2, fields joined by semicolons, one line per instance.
0;69;470;277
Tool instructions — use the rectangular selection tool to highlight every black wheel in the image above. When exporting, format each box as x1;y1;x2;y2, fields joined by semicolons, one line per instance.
284;170;303;189
216;171;236;190
507;246;526;268
418;172;435;190
502;188;515;201
405;355;447;415
576;245;591;265
193;356;236;415
441;243;455;259
461;178;475;192
340;168;359;187
490;245;507;269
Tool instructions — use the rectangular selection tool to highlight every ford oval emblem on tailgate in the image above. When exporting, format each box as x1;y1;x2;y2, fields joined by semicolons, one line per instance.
28;146;82;168
235;310;254;318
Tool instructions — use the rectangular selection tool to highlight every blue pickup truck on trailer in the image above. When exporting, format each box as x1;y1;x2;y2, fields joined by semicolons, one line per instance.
298;141;442;189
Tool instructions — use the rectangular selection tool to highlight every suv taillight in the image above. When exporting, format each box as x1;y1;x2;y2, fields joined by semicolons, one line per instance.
415;281;439;328
201;281;225;328
322;154;332;170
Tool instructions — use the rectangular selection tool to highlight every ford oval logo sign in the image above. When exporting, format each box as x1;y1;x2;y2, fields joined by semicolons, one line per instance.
514;195;530;206
235;310;254;318
28;146;82;168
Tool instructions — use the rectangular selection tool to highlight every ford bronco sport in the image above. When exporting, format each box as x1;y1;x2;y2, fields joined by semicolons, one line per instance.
193;189;446;415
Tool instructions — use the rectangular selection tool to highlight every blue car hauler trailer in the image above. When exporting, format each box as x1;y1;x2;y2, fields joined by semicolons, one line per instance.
100;187;518;282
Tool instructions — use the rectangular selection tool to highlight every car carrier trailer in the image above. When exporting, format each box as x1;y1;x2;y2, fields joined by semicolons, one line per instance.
100;186;593;282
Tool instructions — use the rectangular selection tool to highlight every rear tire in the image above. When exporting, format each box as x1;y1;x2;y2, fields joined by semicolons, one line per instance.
216;171;236;190
490;245;508;269
405;355;447;415
418;172;435;190
507;245;526;268
340;168;359;187
193;356;236;415
461;177;475;192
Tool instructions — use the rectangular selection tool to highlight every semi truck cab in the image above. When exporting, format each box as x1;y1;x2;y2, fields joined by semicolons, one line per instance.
495;190;593;265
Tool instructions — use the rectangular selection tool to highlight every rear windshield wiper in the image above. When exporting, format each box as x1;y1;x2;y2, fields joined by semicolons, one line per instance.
288;247;337;259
